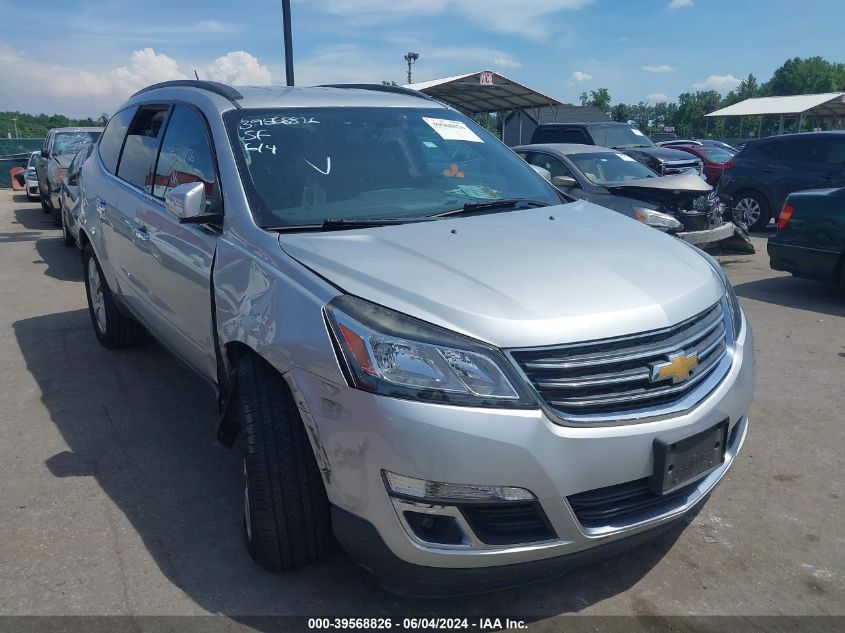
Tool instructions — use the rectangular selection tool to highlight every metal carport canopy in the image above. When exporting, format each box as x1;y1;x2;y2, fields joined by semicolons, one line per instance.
705;93;845;118
405;71;562;113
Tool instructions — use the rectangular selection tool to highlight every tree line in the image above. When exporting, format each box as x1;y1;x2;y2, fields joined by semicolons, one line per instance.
0;112;110;140
579;56;845;140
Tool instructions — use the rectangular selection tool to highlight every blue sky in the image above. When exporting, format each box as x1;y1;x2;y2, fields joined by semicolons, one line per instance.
0;0;843;117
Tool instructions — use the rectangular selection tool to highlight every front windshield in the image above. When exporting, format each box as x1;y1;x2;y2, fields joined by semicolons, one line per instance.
588;125;654;149
698;146;735;163
224;107;560;228
568;152;658;185
53;131;101;156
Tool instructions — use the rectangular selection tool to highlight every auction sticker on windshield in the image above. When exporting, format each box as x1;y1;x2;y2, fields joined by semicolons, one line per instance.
423;117;484;143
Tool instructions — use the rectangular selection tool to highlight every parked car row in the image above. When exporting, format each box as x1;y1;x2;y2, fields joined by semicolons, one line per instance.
35;126;103;228
518;123;753;253
515;143;751;252
718;132;845;230
27;79;755;595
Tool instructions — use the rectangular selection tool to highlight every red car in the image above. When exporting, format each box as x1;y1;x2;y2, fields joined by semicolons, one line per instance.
668;143;736;186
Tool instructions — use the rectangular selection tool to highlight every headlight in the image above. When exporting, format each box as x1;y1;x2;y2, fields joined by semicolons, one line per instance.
698;250;743;339
634;206;684;231
324;295;535;407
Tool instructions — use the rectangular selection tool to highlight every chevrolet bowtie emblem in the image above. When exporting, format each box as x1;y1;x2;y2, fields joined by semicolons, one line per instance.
650;351;699;384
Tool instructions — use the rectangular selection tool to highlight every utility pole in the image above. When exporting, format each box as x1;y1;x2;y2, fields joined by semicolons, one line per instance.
12;117;19;139
282;0;295;86
404;52;419;84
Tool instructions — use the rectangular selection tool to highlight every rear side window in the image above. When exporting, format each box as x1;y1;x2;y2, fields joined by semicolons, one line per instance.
824;138;845;165
153;105;218;207
117;106;169;192
760;137;824;164
99;107;137;174
533;127;590;144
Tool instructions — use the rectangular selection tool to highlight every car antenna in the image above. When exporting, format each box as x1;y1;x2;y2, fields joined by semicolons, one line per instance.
194;69;200;80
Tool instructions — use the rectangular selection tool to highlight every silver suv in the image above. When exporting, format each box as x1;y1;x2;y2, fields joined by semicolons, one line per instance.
78;80;755;594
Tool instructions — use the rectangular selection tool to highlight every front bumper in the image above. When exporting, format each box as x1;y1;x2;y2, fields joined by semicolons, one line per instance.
677;221;736;247
290;316;755;577
25;178;39;197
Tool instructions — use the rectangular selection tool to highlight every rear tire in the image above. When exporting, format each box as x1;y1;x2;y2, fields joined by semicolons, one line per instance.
51;200;62;228
240;353;333;571
82;245;143;348
734;190;770;231
61;205;75;247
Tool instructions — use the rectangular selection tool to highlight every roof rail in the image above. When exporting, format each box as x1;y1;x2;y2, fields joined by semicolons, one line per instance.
318;83;436;102
131;80;243;104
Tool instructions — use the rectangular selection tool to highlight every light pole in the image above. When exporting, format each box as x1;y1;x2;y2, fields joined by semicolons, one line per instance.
12;117;19;139
282;0;294;86
404;52;419;84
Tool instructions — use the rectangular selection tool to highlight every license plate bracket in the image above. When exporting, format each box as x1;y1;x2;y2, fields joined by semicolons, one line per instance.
650;420;728;495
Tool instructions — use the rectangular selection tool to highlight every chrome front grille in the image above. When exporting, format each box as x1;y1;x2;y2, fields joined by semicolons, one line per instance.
510;301;731;423
662;160;703;176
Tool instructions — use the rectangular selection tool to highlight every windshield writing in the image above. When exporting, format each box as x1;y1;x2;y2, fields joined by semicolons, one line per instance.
225;107;559;228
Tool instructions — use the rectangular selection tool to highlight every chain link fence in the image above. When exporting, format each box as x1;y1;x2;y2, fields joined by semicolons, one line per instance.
1;139;45;188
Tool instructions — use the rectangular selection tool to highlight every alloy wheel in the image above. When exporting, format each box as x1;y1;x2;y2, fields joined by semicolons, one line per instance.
87;257;106;333
735;197;761;226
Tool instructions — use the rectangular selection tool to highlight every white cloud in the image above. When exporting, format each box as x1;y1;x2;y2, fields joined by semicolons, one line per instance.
693;74;742;92
300;0;593;37
668;0;694;8
204;51;272;85
0;44;273;117
294;44;521;87
424;47;522;70
642;64;674;73
570;70;593;83
647;92;669;102
295;45;399;85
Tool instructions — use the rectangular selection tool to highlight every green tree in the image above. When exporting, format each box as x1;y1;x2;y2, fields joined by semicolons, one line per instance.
610;103;631;123
761;56;845;96
580;88;612;112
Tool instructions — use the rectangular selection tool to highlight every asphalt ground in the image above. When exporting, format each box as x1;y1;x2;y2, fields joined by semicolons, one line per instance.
1;190;843;627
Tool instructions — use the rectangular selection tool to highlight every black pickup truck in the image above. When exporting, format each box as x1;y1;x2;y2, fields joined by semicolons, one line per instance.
531;122;704;178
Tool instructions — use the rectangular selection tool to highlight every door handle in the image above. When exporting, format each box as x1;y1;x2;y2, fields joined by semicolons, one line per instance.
96;199;107;218
134;226;150;242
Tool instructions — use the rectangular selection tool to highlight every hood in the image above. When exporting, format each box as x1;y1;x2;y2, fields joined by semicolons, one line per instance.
622;145;701;163
279;201;725;348
55;155;74;169
604;171;712;194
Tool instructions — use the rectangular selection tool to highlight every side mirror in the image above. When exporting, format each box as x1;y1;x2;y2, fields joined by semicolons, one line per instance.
530;164;552;182
40;149;49;158
165;182;207;221
552;175;577;188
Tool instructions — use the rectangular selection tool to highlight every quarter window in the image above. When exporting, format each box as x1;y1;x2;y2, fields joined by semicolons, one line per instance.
117;106;169;192
99;107;137;174
153;105;218;208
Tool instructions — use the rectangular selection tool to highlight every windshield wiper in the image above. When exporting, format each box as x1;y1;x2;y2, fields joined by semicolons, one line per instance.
433;198;551;218
263;217;421;232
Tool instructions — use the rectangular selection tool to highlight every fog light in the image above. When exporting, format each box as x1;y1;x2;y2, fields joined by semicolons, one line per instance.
383;471;534;502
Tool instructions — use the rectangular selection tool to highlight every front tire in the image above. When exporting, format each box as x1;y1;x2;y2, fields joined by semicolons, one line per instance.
82;245;143;348
52;199;62;228
240;353;333;571
734;191;770;231
61;203;75;246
